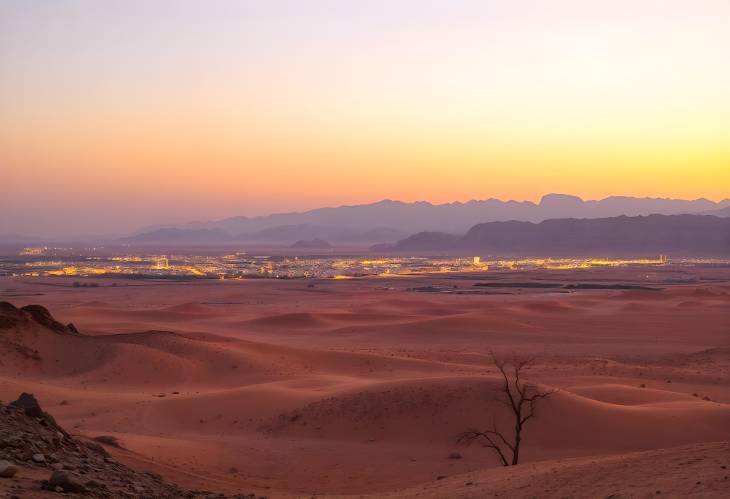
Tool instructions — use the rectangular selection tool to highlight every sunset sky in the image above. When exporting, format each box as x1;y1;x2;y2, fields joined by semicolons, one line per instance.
1;0;729;236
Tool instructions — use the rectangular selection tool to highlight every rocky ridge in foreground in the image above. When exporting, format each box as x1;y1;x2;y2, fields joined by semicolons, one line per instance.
0;393;264;499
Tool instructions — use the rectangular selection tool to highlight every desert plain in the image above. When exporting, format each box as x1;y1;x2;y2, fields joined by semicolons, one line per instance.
1;265;729;498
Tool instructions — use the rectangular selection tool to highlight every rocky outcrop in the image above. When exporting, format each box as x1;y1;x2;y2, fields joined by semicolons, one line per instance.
9;392;67;436
20;304;79;335
0;301;79;334
0;302;25;329
0;394;266;498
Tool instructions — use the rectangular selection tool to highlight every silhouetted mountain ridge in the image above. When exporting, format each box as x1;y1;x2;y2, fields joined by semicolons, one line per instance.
289;238;332;249
148;194;728;231
385;214;730;256
123;195;730;245
703;205;730;217
118;228;232;244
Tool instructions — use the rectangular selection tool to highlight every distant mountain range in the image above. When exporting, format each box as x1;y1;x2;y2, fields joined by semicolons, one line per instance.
379;214;730;257
290;238;332;249
119;224;409;245
705;205;730;217
120;228;233;244
123;194;730;245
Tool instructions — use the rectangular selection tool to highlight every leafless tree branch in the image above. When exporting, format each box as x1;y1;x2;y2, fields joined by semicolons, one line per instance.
458;351;555;466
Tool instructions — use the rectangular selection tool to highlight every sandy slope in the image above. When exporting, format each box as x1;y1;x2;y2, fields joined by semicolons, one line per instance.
327;441;730;499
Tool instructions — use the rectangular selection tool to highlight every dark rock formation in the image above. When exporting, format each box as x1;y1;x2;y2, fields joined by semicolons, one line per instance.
9;392;66;436
0;302;25;329
20;304;79;334
45;470;88;493
0;394;267;498
0;302;79;335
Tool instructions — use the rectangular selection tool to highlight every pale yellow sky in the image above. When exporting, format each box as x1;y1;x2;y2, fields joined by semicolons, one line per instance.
1;1;728;235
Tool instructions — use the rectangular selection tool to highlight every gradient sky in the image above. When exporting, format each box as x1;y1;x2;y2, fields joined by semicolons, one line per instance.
1;0;729;237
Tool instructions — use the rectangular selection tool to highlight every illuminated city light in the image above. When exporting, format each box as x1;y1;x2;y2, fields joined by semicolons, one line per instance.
4;249;713;281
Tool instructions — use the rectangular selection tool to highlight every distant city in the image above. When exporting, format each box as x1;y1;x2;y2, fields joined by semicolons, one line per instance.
2;247;726;281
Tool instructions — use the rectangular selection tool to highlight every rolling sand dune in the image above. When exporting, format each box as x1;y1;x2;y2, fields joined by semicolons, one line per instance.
1;310;464;388
566;383;697;404
335;441;730;499
241;312;335;329
1;270;728;497
263;377;730;453
612;289;673;300
620;301;654;312
516;299;579;313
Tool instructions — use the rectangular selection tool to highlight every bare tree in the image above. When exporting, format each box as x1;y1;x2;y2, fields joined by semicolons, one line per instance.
458;352;554;466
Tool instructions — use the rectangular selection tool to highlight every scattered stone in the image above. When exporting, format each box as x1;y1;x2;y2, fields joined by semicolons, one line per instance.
0;460;19;478
83;441;110;457
85;478;106;488
32;453;46;463
47;470;88;493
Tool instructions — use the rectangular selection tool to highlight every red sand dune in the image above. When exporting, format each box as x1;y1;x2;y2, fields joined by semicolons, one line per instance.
336;441;730;498
1;271;728;497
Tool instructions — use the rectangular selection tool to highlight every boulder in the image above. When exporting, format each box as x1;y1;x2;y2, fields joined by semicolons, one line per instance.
47;470;88;493
0;460;19;478
9;393;67;436
9;392;43;418
83;440;110;457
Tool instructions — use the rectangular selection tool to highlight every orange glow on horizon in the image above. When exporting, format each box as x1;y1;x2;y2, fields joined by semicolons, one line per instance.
1;1;729;236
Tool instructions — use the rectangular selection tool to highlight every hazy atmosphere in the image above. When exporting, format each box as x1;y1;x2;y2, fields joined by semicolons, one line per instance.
2;0;729;236
1;3;728;499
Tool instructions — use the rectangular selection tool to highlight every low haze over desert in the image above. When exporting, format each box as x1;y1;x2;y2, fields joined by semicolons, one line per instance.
1;1;729;498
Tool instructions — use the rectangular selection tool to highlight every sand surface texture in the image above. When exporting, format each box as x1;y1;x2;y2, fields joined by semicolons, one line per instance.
1;267;728;498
